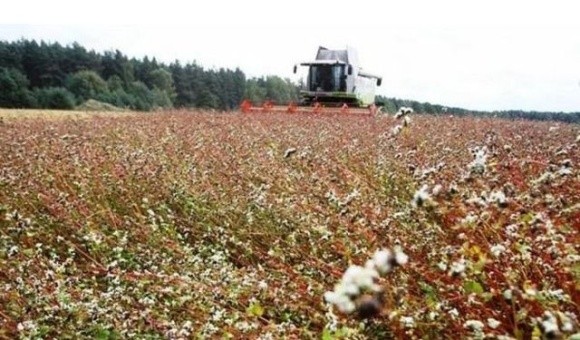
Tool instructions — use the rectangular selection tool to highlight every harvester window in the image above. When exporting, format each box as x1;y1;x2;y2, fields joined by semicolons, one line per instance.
309;65;345;92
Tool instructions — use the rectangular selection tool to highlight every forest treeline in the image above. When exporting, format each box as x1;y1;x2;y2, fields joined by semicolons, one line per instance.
0;39;297;111
0;39;578;123
377;96;580;123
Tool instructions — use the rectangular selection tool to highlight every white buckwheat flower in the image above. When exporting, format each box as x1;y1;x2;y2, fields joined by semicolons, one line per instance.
412;184;432;208
490;244;506;258
487;318;501;329
464;320;484;332
324;247;408;317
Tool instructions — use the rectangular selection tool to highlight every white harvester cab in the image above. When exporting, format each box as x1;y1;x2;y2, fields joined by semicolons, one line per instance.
294;46;382;107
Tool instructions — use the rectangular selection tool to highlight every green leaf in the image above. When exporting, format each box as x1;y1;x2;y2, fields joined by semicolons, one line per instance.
463;280;484;294
419;281;438;306
322;328;334;340
472;258;487;274
520;212;534;224
246;302;264;317
89;325;119;340
480;292;494;302
95;329;111;340
321;327;349;340
571;262;580;280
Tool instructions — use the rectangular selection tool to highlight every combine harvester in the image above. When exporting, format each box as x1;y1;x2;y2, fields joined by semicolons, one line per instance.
241;46;383;115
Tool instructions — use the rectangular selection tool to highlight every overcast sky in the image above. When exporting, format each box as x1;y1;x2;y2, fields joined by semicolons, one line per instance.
2;0;580;112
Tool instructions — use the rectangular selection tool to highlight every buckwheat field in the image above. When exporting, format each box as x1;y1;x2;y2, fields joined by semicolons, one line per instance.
0;110;578;338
